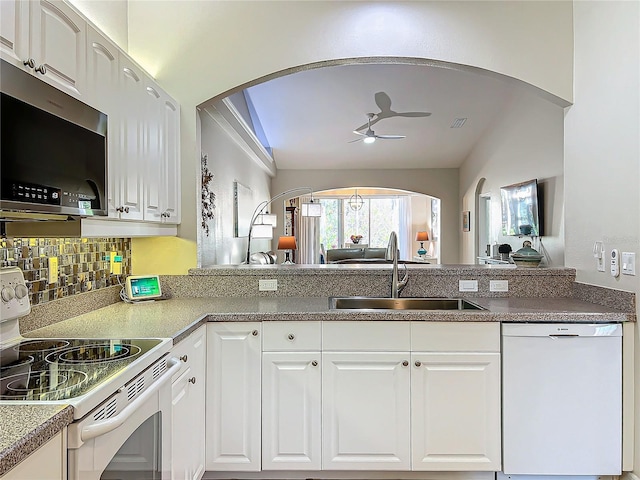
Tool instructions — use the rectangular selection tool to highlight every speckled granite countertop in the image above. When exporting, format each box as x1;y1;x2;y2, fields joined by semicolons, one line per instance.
22;296;633;345
2;295;633;475
0;405;73;476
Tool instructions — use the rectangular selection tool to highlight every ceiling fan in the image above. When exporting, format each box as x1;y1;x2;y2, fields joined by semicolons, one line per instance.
350;113;406;144
353;91;432;132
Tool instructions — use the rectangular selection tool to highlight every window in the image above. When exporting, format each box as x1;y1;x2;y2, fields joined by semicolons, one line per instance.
319;196;402;250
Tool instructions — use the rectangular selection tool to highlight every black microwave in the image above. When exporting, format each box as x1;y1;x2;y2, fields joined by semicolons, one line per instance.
1;59;108;218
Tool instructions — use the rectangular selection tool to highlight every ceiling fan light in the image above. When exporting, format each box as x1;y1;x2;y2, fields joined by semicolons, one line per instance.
363;136;376;144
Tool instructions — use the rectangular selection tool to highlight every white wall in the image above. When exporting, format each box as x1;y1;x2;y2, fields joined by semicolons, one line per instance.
273;168;459;263
68;0;128;51
459;89;565;265
199;107;272;266
121;1;574;257
565;1;639;473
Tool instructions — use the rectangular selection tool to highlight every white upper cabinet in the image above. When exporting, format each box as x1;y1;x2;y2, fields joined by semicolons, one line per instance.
85;26;120;218
85;25;118;112
0;0;29;66
115;56;145;221
143;82;181;224
143;80;164;222
161;95;181;224
1;0;86;98
0;0;181;230
30;0;86;97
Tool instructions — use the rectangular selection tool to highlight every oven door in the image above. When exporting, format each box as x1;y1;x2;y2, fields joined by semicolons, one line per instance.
68;358;180;480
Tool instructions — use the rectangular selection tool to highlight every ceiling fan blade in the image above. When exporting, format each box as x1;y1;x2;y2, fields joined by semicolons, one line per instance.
353;116;382;132
348;138;363;143
374;91;393;114
395;112;431;118
376;134;406;140
352;130;367;136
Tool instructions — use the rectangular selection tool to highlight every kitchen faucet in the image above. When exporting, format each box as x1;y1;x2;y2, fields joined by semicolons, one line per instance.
386;231;408;298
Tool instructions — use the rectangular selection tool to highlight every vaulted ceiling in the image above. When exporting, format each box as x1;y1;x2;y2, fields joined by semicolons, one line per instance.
242;63;518;170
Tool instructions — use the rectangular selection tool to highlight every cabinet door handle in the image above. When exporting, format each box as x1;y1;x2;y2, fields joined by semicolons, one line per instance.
188;377;196;384
35;64;47;75
402;360;409;367
311;360;318;367
287;333;295;341
414;361;422;367
252;330;259;336
23;58;35;68
179;355;188;362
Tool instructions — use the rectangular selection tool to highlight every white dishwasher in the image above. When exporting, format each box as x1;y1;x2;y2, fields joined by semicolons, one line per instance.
502;323;622;476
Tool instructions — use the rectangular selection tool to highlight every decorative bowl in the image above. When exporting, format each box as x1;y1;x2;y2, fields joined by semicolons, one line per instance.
511;240;543;268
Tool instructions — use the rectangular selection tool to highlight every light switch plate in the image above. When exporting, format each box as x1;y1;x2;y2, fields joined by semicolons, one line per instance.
622;252;636;276
459;280;478;292
490;280;508;292
259;279;278;291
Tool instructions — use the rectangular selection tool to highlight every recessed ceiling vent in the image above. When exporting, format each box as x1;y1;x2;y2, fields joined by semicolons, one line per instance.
451;118;467;128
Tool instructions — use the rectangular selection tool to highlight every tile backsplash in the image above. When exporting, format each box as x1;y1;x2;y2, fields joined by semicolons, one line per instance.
0;237;131;307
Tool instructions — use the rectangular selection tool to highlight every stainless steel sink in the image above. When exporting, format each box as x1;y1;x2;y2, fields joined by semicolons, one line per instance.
329;297;485;311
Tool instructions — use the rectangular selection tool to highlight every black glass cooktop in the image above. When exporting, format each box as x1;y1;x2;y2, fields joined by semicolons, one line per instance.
0;338;162;401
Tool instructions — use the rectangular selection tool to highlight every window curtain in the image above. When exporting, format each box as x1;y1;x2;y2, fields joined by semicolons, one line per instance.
398;196;411;259
297;196;321;264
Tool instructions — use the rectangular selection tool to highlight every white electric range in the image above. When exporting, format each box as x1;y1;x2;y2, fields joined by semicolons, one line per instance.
0;266;180;479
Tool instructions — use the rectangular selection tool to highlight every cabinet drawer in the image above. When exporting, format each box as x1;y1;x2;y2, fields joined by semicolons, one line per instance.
411;322;500;352
171;325;206;381
323;321;410;351
263;321;321;351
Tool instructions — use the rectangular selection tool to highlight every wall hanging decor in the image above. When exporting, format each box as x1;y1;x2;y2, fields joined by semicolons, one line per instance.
201;153;216;236
462;210;471;232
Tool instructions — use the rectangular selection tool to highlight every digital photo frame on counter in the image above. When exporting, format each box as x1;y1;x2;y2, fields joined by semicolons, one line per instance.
125;275;162;302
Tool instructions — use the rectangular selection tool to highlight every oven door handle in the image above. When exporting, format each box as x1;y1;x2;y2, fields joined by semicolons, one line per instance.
80;357;181;442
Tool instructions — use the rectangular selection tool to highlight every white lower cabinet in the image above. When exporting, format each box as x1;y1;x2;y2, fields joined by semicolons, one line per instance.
411;322;501;471
206;322;262;471
171;325;206;480
262;352;322;470
322;352;411;470
411;352;501;471
205;320;501;475
3;429;66;479
261;321;322;470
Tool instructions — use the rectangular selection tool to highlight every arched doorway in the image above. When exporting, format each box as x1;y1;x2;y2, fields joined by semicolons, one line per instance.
284;187;440;264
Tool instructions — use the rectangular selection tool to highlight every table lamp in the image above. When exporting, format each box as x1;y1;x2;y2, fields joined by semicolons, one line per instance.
416;231;429;257
277;236;297;264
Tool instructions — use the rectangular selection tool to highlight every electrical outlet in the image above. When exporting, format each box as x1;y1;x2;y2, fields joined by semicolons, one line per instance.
490;280;508;292
109;252;117;274
259;279;278;291
459;280;478;292
48;257;58;284
112;255;122;275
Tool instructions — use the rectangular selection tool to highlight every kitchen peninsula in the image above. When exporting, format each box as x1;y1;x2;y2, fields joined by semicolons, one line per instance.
1;265;634;477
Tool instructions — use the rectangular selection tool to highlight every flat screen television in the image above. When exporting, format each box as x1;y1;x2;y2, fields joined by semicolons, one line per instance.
500;179;542;237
